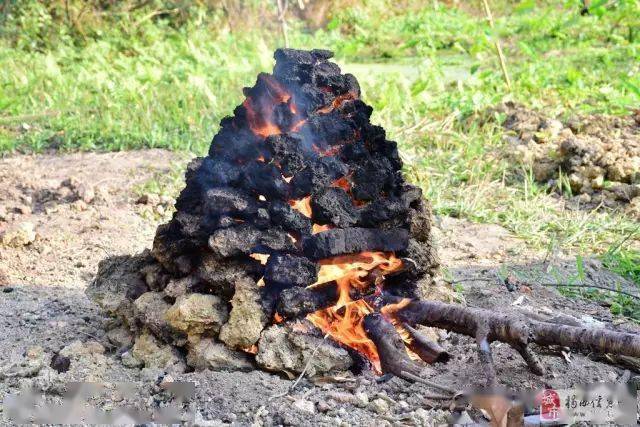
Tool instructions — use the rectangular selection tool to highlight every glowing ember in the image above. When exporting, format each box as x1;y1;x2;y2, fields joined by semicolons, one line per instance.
242;344;259;354
331;176;351;192
250;253;270;265
317;92;358;114
289;196;312;218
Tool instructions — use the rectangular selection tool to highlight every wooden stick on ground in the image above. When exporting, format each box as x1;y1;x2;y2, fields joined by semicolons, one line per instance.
394;299;640;384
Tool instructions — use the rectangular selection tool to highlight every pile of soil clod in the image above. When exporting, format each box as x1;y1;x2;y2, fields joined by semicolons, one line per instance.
491;102;640;215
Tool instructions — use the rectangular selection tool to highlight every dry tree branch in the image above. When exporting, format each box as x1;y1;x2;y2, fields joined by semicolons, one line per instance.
481;0;512;91
395;299;640;385
276;0;290;48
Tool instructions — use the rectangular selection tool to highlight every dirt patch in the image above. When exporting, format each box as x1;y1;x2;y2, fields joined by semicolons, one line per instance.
1;150;639;424
0;150;189;286
492;103;640;216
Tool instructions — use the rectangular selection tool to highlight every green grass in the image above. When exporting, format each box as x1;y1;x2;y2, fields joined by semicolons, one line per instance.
600;246;640;319
1;0;639;256
603;248;640;286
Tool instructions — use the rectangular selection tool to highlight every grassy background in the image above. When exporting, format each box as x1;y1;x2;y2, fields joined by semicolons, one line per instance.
1;0;639;287
1;1;638;154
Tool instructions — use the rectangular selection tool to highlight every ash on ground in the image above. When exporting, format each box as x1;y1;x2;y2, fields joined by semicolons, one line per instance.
493;103;640;216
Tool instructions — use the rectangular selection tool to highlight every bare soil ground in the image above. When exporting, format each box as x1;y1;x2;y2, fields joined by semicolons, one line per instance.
0;150;638;425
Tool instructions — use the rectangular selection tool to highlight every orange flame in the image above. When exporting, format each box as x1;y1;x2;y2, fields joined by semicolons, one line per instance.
243;75;290;138
250;253;270;265
273;312;284;323
243;74;317;140
380;298;420;360
317;92;358;114
242;344;258;354
244;98;282;138
289;196;335;234
306;252;403;373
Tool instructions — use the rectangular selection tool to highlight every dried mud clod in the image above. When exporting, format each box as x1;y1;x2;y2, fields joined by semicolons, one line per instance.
492;102;640;215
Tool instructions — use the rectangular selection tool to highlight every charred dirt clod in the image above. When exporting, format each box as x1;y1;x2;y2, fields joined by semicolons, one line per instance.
302;228;409;260
311;187;359;227
50;353;71;373
267;134;318;176
277;281;340;319
268;200;312;235
264;253;319;288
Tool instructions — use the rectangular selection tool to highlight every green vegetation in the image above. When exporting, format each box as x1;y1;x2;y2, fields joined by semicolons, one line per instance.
603;247;640;286
1;0;639;256
603;247;640;319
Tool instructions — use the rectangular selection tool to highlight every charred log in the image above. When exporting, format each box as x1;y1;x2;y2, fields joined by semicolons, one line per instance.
403;324;450;364
363;313;424;380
